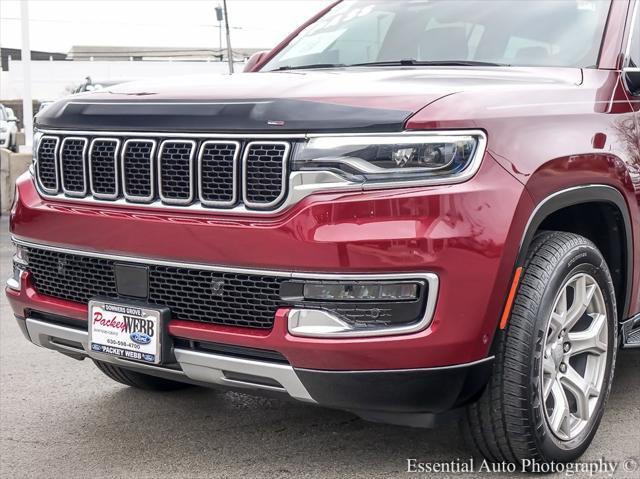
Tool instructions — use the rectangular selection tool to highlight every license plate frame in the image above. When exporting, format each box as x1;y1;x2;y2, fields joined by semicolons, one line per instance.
88;299;170;365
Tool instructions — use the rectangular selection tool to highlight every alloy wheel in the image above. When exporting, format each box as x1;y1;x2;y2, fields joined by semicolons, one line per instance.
540;273;609;441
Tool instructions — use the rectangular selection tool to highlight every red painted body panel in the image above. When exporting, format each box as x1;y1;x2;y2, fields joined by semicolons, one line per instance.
406;67;640;315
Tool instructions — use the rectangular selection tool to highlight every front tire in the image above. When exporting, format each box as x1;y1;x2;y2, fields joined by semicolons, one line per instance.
465;231;618;463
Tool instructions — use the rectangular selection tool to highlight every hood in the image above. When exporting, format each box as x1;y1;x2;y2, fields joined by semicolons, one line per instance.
36;67;582;133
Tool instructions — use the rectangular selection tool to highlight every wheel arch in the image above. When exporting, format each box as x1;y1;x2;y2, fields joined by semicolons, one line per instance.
515;184;633;321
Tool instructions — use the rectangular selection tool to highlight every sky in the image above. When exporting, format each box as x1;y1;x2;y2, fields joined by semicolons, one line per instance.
0;0;334;53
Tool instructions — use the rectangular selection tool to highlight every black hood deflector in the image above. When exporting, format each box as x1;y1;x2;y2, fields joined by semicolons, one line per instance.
36;99;412;133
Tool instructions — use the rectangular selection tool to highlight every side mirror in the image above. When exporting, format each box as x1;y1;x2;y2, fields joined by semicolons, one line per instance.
244;51;268;72
624;67;640;96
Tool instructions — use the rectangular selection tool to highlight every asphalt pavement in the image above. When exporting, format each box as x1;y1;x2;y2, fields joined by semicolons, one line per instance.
1;216;638;478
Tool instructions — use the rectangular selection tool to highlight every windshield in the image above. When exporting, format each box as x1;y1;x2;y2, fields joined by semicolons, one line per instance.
263;0;612;71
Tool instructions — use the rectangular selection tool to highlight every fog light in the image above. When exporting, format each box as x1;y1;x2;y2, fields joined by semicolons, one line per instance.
302;281;419;302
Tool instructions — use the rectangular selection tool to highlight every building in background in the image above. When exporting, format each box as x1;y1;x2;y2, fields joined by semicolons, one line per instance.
0;44;261;116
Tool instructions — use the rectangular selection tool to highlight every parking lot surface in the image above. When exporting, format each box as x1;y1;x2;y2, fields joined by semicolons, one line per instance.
1;217;638;478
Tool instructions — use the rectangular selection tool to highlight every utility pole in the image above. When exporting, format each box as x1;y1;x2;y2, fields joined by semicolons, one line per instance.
215;6;223;62
222;0;234;74
20;0;34;150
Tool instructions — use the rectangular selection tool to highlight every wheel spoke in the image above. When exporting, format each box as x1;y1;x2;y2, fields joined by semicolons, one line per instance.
565;276;596;330
560;365;599;421
549;312;565;339
542;357;556;400
568;313;607;356
549;379;570;435
543;355;556;376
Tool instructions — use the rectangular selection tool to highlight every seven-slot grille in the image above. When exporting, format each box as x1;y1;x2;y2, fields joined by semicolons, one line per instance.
23;246;284;329
36;134;291;211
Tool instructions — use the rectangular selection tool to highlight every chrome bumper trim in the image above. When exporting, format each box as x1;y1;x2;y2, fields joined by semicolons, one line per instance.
6;277;21;291
24;318;315;402
174;349;314;402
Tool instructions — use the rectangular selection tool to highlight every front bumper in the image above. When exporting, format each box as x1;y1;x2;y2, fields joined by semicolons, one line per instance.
16;314;493;420
8;154;531;371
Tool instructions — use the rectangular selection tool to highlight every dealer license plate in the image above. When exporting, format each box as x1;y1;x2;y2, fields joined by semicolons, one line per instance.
88;300;162;364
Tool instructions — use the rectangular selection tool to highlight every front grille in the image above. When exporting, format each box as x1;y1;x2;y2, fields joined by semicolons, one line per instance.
89;138;119;199
199;141;239;206
24;246;284;329
35;133;292;212
60;138;87;196
243;142;289;208
122;139;155;202
36;136;59;192
159;140;195;204
149;266;282;328
25;247;118;304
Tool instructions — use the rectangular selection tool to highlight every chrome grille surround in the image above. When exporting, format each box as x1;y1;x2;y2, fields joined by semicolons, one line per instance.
88;137;120;200
158;139;196;205
242;141;290;209
121;138;157;203
59;136;88;197
197;140;240;208
36;135;60;194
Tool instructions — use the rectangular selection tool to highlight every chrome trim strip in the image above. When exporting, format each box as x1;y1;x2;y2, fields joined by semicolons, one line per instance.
197;140;241;208
242;141;290;209
13;237;292;276
121;138;157;203
88;137;121;200
158;139;197;205
12;237;440;286
59;136;89;197
24;318;315;402
6;277;21;291
35;135;60;195
174;349;315;402
33;170;358;216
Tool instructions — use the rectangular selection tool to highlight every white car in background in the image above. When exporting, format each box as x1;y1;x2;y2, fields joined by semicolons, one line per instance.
0;104;19;152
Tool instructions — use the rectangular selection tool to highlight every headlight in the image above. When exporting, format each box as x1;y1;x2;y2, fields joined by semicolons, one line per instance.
293;132;485;187
0;127;7;133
